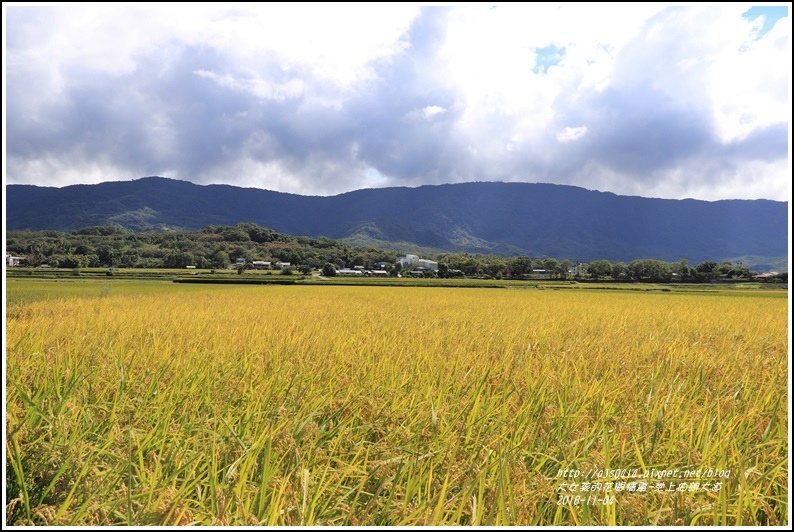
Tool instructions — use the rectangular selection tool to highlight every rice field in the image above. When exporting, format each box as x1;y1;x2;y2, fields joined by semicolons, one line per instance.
4;280;789;525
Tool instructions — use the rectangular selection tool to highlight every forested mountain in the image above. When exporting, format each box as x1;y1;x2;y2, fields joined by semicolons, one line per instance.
6;177;788;264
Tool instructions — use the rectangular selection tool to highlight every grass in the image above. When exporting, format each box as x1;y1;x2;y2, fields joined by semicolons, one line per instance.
4;281;788;525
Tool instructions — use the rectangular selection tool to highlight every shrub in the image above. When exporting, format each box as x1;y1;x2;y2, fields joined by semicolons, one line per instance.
321;263;337;277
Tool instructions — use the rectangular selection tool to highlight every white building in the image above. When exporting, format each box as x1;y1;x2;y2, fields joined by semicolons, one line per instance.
399;254;419;269
6;253;25;266
337;268;363;276
417;258;439;271
398;254;438;271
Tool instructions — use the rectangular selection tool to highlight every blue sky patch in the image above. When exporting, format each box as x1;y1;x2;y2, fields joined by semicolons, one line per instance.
742;6;788;40
532;44;566;74
366;167;385;183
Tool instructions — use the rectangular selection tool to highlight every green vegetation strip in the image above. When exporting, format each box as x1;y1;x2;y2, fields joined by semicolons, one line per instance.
173;278;296;285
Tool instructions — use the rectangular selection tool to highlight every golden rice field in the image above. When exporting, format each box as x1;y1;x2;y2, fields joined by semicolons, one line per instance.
5;280;789;526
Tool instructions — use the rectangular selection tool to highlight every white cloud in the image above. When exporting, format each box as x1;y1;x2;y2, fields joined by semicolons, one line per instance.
4;3;790;201
171;3;420;89
193;70;305;101
422;106;447;120
556;126;587;143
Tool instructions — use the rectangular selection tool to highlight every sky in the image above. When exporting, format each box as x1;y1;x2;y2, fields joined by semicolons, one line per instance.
2;3;791;201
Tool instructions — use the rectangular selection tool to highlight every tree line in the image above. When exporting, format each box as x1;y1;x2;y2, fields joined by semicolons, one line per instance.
433;255;767;282
5;223;400;272
5;223;782;283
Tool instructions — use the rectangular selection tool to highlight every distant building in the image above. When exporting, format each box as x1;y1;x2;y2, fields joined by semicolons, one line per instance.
399;254;419;269
337;268;363;276
417;258;438;271
252;261;271;270
399;254;438;271
6;253;25;266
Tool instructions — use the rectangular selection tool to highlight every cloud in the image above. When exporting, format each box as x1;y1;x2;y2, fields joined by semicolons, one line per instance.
192;70;306;102
4;4;790;201
421;106;447;120
556;126;587;143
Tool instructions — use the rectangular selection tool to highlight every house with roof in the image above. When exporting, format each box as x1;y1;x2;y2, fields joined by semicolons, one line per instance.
6;253;25;266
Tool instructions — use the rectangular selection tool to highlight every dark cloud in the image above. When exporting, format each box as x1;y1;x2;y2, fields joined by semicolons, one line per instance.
721;123;789;162
556;84;713;176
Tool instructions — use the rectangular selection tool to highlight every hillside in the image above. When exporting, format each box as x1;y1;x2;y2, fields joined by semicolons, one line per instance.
6;177;788;265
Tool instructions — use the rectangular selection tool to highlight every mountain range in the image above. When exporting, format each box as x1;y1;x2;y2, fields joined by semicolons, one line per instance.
5;177;789;267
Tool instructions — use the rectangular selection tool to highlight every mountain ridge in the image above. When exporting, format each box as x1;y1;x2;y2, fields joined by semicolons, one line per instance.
6;176;788;265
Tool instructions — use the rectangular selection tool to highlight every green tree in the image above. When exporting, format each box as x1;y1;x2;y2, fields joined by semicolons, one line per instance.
732;263;751;279
695;261;718;274
96;245;115;267
671;259;690;280
321;263;337;277
588;260;613;280
694;261;719;282
508;256;533;277
164;251;196;268
483;256;507;278
543;258;561;278
611;262;628;280
212;250;231;269
117;250;140;268
54;254;88;269
560;259;573;279
628;259;672;282
222;228;251;242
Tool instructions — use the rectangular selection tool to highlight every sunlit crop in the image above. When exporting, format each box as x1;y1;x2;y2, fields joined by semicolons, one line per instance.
5;282;788;525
